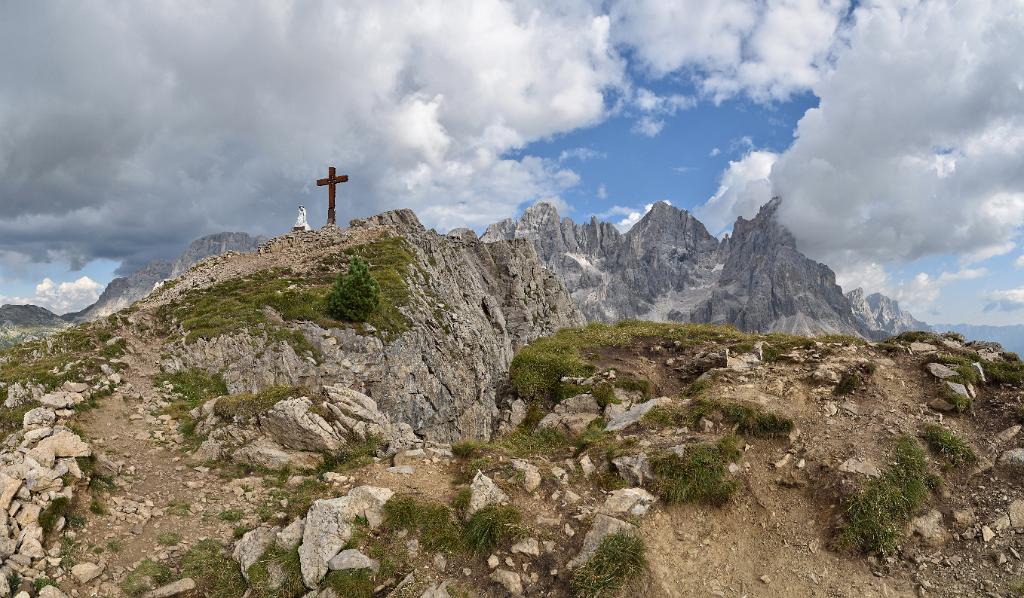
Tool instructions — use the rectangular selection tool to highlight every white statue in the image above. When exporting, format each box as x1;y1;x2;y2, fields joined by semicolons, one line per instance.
293;205;311;231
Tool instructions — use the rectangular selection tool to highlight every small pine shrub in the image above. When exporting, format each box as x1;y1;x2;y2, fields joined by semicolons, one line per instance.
327;257;380;322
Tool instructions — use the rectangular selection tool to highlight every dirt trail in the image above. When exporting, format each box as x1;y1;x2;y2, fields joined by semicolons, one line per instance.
70;329;251;594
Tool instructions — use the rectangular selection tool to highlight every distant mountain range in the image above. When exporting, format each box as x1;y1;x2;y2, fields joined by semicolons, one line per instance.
3;202;1018;353
66;232;265;322
482;199;923;340
1;232;265;348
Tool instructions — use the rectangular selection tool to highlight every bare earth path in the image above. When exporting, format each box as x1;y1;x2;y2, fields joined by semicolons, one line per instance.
69;330;259;596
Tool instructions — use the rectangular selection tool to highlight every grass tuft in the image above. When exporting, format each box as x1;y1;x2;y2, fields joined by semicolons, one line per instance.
213;385;308;420
180;539;248;598
570;533;646;598
39;496;72;535
836;436;934;555
922;424;976;467
247;545;305;598
649;437;741;506
464;505;523;555
121;560;173;597
383;495;465;553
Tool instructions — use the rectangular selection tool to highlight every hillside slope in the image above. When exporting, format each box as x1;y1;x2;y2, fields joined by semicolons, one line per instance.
0;214;1022;598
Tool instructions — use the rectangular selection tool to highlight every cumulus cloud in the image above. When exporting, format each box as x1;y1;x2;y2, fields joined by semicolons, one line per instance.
1017;255;1024;268
0;1;624;274
0;276;102;314
696;149;777;235
773;0;1024;274
890;268;989;311
609;0;850;102
600;201;672;232
629;88;696;137
985;287;1024;312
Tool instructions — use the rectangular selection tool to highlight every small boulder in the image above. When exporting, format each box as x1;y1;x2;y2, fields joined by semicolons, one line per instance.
909;342;938;353
71;562;105;584
605;397;672;432
510;538;540;556
999;448;1024;469
35;430;91;458
911;509;949;547
489;569;523;596
233;526;278;580
38;587;69;598
612;453;652;486
511;460;541;492
945;381;970;399
22;407;55;430
468;472;508;516
1009;500;1024;529
38;391;83;409
142;578;196;598
327;549;379;572
567;514;637;569
838;457;880;478
601;488;657;517
926;363;958;380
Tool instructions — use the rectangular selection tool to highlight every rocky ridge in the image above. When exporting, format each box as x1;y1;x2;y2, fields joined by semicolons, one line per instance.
482;199;920;340
69;232;265;323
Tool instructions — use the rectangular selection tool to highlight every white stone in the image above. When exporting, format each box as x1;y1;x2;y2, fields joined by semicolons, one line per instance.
327;549;379;572
71;562;105;584
468;472;508;516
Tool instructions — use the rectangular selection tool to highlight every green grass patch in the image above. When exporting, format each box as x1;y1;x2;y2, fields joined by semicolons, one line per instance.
318;436;380;474
836;436;935;556
984;360;1024;386
157;532;181;546
928;353;983;385
510;321;747;401
940;384;972;412
464;505;523;555
0;323;122;393
323;569;374;598
649;437;742;506
339;236;420;337
39;496;73;535
383;495;465;552
922;424;976;467
180;539;248;598
644;399;792;438
569;533;646;598
247;545;305;598
833;372;861;395
156;369;229;433
156;268;325;356
121;559;173;597
218;508;244;522
213;385;307;420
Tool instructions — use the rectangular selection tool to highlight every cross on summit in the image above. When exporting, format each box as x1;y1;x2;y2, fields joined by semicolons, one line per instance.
316;166;349;226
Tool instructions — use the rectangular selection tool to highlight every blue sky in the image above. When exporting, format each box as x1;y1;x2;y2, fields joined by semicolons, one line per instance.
1;1;1022;326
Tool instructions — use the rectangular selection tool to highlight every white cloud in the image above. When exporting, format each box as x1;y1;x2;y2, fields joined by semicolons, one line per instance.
834;262;890;295
986;287;1024;312
559;148;606;162
629;88;695;136
696;150;778;234
894;268;989;311
0;0;627;273
1016;255;1024;268
773;0;1024;275
605;201;672;232
709;148;721;157
609;0;850;102
596;184;608;199
0;276;102;314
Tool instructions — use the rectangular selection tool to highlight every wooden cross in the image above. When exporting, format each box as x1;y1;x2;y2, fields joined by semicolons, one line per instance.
316;166;349;226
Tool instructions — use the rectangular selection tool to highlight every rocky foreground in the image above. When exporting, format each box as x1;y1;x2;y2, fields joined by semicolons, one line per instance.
0;218;1022;597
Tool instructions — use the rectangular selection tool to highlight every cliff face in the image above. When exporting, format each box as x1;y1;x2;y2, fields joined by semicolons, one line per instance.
483;199;871;337
151;211;584;442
